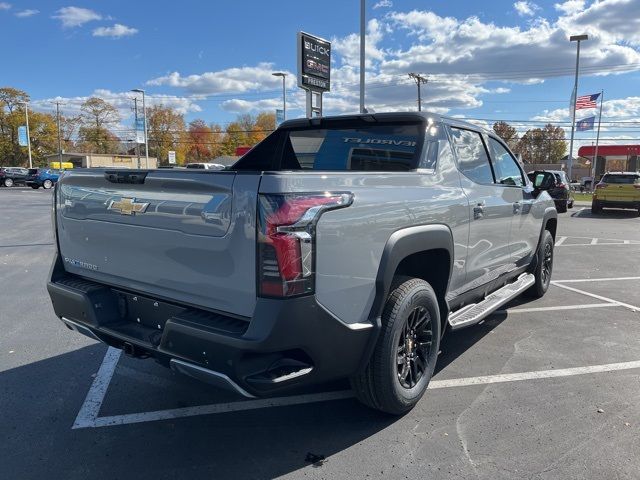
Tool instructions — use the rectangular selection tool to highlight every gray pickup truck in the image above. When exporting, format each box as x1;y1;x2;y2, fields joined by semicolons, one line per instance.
47;112;557;414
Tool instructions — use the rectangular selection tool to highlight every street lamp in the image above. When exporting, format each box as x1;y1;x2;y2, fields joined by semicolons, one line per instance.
567;34;588;182
272;72;287;122
131;89;149;169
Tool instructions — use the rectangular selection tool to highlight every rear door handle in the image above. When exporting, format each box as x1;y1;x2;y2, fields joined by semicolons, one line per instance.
473;201;485;219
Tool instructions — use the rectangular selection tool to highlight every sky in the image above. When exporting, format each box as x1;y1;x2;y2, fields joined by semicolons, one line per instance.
1;0;639;154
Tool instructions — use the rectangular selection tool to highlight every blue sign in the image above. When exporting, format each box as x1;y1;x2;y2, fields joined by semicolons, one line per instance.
18;125;28;146
135;118;146;144
276;109;284;125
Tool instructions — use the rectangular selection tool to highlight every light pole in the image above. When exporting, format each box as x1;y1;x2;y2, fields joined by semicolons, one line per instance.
272;72;287;121
567;34;588;183
131;89;149;168
360;0;365;113
21;102;33;169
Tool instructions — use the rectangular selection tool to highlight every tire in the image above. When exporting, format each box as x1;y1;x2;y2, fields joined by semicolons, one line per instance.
526;230;554;299
556;201;567;213
351;277;441;415
591;200;602;214
568;199;574;209
43;179;53;189
4;178;14;187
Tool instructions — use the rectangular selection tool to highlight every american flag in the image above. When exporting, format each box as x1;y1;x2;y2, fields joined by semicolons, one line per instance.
576;93;600;109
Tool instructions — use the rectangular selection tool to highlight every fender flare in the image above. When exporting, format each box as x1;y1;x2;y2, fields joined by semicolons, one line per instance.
357;224;454;371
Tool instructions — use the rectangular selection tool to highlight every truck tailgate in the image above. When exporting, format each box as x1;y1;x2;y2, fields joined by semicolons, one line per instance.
55;169;259;318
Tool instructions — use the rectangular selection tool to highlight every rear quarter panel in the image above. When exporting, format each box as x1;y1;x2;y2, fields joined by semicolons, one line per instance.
258;145;469;325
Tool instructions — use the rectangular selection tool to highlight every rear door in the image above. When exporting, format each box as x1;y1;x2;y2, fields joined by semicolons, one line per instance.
449;126;513;288
487;136;538;265
56;169;260;317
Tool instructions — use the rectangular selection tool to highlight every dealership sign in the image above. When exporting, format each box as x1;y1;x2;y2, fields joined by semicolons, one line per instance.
297;31;331;92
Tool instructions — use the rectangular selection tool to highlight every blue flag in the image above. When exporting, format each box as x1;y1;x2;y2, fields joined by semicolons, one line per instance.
577;116;595;131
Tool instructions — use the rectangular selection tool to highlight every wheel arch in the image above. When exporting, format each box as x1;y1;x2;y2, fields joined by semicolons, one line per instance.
357;224;454;371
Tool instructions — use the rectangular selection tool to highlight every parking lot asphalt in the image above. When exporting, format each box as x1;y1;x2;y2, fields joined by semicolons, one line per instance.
1;187;640;480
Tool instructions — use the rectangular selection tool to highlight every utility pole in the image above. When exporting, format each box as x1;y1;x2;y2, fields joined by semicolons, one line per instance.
133;98;140;169
359;0;365;113
408;73;428;111
55;102;63;168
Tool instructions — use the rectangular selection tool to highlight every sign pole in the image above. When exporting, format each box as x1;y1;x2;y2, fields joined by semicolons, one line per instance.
591;89;604;189
297;31;331;119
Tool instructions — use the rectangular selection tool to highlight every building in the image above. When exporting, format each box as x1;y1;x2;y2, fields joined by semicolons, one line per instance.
44;153;158;169
577;144;640;179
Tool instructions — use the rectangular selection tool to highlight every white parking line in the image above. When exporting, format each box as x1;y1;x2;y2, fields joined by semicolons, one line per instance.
73;347;122;429
555;236;567;246
551;282;640;312
554;276;640;283
70;275;640;429
75;358;640;429
497;303;616;314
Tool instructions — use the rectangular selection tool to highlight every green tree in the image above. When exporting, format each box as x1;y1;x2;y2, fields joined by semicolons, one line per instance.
0;87;30;166
492;121;519;151
79;97;120;153
517;123;566;164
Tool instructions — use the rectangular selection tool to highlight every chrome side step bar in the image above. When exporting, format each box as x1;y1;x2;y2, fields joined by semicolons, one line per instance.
448;273;535;331
170;358;256;399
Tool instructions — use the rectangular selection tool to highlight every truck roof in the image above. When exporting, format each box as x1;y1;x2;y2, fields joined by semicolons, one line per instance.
279;112;491;135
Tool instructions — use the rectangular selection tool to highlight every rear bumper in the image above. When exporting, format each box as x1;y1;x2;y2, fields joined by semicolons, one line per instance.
594;198;640;209
47;254;373;397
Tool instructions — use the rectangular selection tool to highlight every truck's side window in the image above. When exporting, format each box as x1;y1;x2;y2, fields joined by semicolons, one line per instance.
449;127;494;184
488;137;524;187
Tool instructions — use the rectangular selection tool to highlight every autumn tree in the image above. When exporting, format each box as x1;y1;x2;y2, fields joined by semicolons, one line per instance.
79;97;120;153
492;121;519;151
186;119;214;161
147;105;186;165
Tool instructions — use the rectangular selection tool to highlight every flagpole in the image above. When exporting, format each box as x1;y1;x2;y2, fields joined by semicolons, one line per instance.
591;89;604;190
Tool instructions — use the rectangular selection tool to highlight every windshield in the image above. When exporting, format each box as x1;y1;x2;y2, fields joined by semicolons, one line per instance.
233;120;428;171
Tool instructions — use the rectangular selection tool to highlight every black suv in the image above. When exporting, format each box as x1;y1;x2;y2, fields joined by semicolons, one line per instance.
0;167;29;187
527;170;574;213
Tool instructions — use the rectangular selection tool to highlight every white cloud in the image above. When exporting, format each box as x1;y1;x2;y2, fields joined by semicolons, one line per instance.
0;2;11;10
143;0;640;118
92;24;138;38
15;9;39;18
554;0;586;15
514;1;540;16
53;6;101;28
147;63;295;95
373;0;393;9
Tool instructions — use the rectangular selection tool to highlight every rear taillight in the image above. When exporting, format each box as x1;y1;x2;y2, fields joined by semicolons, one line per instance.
257;192;353;298
596;183;607;189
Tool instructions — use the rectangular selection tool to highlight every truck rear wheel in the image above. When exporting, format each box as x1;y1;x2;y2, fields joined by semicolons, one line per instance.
591;200;602;214
351;277;440;415
525;230;554;299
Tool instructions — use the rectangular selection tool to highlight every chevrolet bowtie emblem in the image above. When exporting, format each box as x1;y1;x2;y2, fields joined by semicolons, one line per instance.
107;197;149;215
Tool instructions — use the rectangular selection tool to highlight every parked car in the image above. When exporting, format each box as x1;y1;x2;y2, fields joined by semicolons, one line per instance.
591;172;640;215
47;112;557;414
527;170;574;213
185;162;226;170
25;168;62;189
0;167;28;187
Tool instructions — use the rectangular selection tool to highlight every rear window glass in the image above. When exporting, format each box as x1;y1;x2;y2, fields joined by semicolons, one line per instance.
233;121;426;171
601;174;639;184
